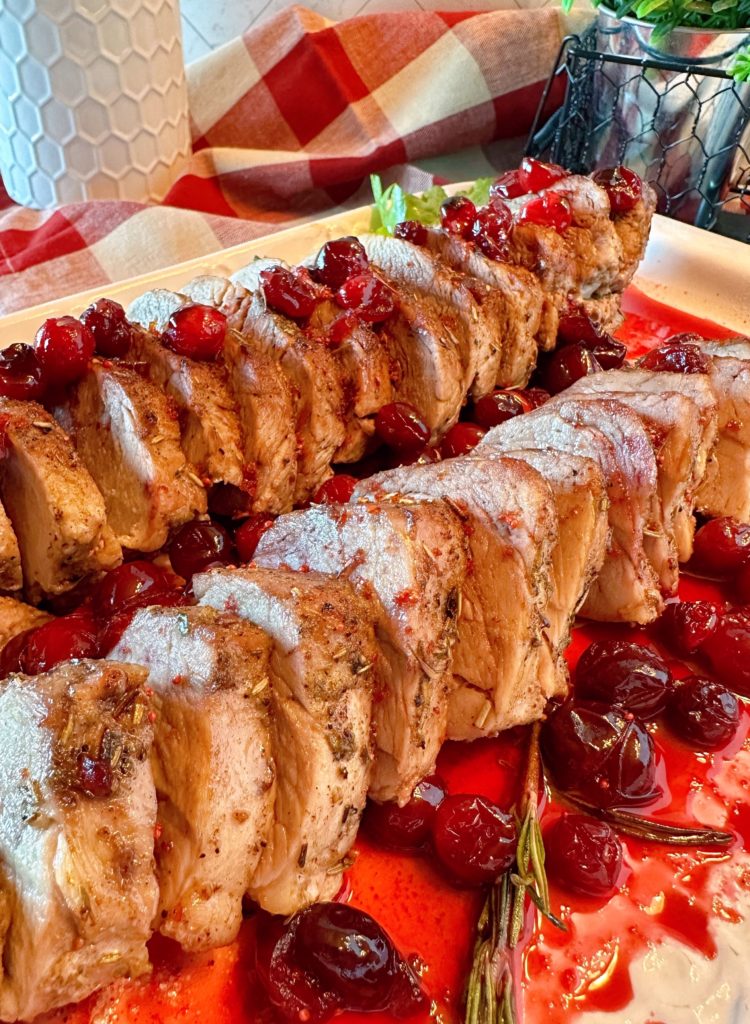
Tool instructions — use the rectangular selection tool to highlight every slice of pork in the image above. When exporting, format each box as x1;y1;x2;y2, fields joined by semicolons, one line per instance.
253;500;467;801
693;338;750;522
482;400;663;623
109;606;275;950
353;457;561;740
193;566;376;914
359;233;497;400
0;660;157;1022
478;445;610;658
0;502;21;593
0;400;121;602
610;181;658;291
547;175;624;298
0;597;51;651
423;227;546;387
57;361;207;552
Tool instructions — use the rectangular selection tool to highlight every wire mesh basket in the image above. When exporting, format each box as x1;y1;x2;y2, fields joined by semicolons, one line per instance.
526;23;750;243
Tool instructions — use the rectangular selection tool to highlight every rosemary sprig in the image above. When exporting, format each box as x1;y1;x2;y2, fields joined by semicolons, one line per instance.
464;723;564;1024
563;795;733;847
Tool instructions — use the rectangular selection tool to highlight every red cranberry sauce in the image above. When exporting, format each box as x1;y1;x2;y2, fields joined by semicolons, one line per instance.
0;343;46;401
162;304;226;361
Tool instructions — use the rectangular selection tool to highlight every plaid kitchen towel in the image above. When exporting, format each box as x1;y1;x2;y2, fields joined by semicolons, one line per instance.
0;4;565;317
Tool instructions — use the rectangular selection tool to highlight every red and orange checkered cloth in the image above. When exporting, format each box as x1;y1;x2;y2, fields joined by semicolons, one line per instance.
0;5;564;318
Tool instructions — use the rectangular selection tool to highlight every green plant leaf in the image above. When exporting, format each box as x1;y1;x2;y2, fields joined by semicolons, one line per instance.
460;177;494;207
731;46;750;81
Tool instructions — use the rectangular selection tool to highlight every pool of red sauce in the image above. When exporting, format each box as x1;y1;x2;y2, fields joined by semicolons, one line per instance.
47;287;749;1024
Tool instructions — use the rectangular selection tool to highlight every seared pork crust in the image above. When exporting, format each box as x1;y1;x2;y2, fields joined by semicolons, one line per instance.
0;596;51;651
0;502;21;593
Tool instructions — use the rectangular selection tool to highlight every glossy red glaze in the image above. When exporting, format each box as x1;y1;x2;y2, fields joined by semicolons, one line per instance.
575;639;672;718
313;474;358;505
394;221;427;246
162;304;226;360
701;606;750;695
80;298;134;357
544;814;623;899
234;514;276;563
518;192;572;233
518;157;567;193
168;520;234;580
540;342;602;394
660;599;721;655
34;315;94;385
667;675;740;749
374;402;429;455
90;560;176;617
363;775;446;850
312;237;369;289
0;343;46;401
20;612;101;675
490;170;526;201
76;751;114;799
440;195;477;238
261;266;319;320
557;313;627;369
335;274;395;323
473;390;527;429
432;794;516;885
592;166;643;215
439;422;486;458
639;341;710;374
691;517;750;578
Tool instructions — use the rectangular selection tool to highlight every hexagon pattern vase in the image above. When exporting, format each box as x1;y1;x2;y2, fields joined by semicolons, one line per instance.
0;0;191;209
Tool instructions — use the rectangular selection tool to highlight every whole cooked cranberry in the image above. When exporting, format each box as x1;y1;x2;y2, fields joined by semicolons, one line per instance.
394;221;427;246
701;607;750;695
540;342;602;394
440;195;477;239
432;794;516;885
557;313;627;370
168;520;234;580
518;156;568;193
262;267;319;320
0;627;35;677
660;600;720;656
375;402;429;455
34;316;94;385
575;639;671;718
639;342;710;374
335;274;394;323
471;206;512;261
312;237;369;290
736;562;750;604
314;474;357;504
80;298;133;357
545;815;622;899
76;751;114;799
363;774;445;850
667;675;740;749
235;514;276;563
473;390;527;429
440;422;486;458
518;192;572;233
296;904;426;1015
691;517;750;578
162;304;226;361
0;343;46;401
593;166;643;215
389;444;441;468
541;700;660;808
20;612;101;675
490;170;526;202
90;560;176;618
256;912;337;1023
519;387;550;409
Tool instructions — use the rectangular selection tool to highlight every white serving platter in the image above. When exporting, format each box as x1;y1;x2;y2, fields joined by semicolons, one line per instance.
0;209;749;346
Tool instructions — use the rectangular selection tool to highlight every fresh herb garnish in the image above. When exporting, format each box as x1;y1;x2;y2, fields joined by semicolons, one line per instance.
731;45;750;81
369;174;494;236
563;795;734;846
561;0;750;43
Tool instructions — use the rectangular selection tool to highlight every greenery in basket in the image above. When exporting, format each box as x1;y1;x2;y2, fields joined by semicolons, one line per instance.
561;0;750;45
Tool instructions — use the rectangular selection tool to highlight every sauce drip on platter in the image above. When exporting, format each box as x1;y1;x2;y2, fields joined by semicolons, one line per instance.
40;294;750;1024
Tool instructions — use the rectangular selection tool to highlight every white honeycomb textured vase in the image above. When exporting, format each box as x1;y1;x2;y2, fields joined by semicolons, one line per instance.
0;0;192;209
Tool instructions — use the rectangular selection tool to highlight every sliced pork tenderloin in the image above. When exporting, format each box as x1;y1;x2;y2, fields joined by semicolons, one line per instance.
482;400;663;623
109;606;275;950
0;660;157;1022
193;565;376;915
610;181;658;291
56;361;206;552
0;502;21;593
547;175;624;298
353;457;562;741
0;400;121;602
253;500;467;802
0;597;51;651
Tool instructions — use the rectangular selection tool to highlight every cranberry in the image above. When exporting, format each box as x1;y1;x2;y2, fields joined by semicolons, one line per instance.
490;171;526;202
90;560;176;618
691;517;750;578
363;774;445;850
76;751;114;799
312;237;369;290
208;481;254;520
545;814;622;899
168;520;234;580
389;444;442;468
20;612;101;675
736;562;750;604
575;639;671;718
540;342;602;394
256;913;337;1023
80;298;133;358
471;205;512;261
262;267;319;320
557;313;627;370
667;675;740;749
639;342;710;374
592;166;643;215
313;474;357;505
660;600;720;656
0;628;35;678
336;274;395;323
440;195;477;239
701;606;750;695
394;221;427;246
473;390;527;429
431;794;516;885
162;304;226;361
235;514;276;563
518;156;568;193
541;700;660;808
440;422;486;458
34;316;94;385
519;387;550;410
518;192;572;233
375;402;429;455
0;344;46;400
